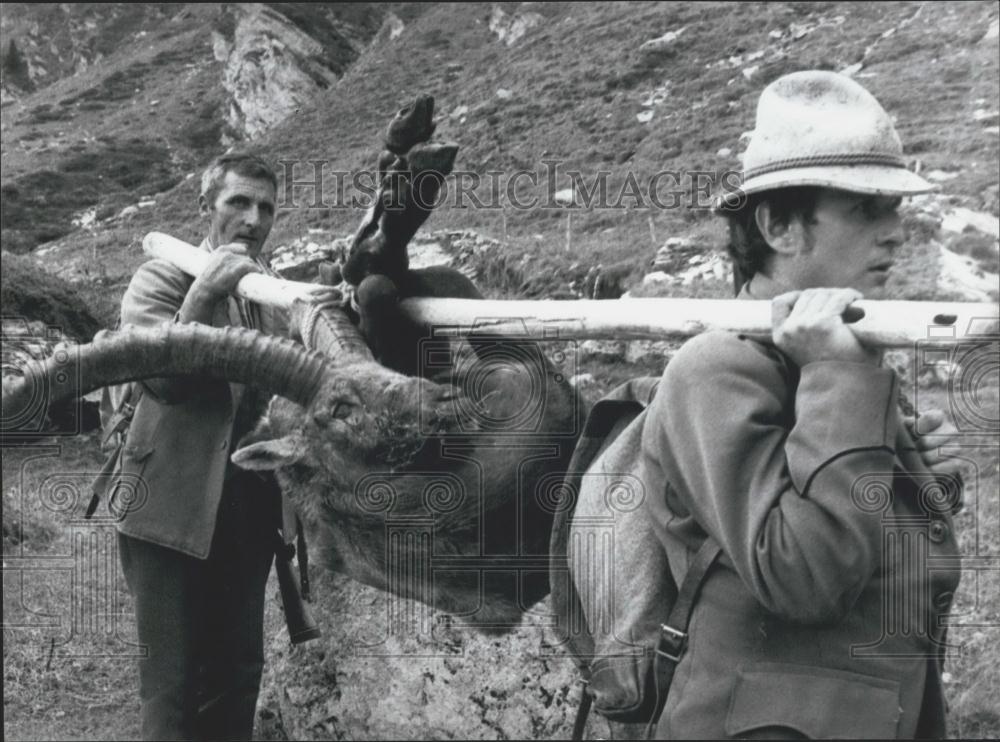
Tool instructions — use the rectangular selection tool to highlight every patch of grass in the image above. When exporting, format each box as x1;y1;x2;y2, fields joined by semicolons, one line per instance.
2;435;141;742
2;478;61;551
58;65;150;110
179;102;224;151
0;138;177;252
22;103;74;125
0;171;102;252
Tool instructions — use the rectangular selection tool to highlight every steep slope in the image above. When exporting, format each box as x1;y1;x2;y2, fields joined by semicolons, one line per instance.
19;1;998;317
0;3;387;254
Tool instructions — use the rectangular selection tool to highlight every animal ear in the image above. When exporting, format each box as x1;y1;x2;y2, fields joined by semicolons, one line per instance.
231;433;304;470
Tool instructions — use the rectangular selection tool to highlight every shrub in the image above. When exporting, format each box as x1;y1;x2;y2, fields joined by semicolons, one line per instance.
0;252;102;341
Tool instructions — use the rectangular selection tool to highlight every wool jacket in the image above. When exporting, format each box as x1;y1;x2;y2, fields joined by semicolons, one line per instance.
644;274;962;739
111;247;287;558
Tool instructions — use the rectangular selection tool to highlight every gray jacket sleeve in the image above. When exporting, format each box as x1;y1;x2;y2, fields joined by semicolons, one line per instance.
120;259;226;404
644;331;900;624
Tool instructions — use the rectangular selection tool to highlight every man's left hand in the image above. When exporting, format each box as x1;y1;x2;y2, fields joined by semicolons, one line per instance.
904;408;965;479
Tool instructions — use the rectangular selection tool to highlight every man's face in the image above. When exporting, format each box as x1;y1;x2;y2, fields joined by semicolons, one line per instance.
201;171;276;259
790;188;904;295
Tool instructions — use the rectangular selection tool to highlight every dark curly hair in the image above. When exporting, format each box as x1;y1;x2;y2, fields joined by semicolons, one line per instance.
721;187;820;295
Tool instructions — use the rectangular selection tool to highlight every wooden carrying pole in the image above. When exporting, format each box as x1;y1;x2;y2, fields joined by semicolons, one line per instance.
143;232;999;347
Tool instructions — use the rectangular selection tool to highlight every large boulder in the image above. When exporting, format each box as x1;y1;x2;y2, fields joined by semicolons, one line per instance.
259;569;612;740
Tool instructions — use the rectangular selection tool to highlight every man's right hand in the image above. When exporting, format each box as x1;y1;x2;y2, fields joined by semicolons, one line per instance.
771;288;879;367
188;243;261;306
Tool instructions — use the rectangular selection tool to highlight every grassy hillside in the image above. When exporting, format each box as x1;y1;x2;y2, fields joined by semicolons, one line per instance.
8;1;995;326
0;3;387;256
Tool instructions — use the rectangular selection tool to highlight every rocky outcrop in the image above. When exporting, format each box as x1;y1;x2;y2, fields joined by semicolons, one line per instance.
212;5;346;140
210;3;388;141
259;564;606;740
906;196;1000;301
644;237;731;288
488;6;544;47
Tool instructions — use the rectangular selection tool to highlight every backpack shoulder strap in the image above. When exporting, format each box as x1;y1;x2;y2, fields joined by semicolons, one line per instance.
101;381;140;447
658;538;722;662
88;381;143;518
644;537;723;738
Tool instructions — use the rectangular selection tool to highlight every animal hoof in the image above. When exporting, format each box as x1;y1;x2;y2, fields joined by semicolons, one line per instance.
408;142;460;176
385;94;436;154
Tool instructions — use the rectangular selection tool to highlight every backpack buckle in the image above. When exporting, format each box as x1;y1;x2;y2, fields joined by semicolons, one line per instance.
102;401;136;448
657;624;688;663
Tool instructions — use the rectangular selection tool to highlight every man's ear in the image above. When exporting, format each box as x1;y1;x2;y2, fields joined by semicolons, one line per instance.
755;201;806;255
198;193;211;217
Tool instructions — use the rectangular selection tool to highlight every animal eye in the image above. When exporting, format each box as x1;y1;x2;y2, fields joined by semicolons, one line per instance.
331;401;354;420
311;400;354;427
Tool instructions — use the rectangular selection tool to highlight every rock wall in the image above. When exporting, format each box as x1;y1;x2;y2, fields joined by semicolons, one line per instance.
212;4;342;141
209;3;393;141
260;569;617;740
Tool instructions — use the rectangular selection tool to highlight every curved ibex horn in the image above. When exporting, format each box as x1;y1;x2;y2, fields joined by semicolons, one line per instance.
2;323;328;435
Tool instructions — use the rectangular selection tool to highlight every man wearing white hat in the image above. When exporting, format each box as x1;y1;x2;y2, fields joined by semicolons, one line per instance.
643;71;964;738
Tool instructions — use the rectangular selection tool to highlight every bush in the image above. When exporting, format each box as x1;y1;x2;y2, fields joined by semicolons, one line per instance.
0;252;102;341
949;232;1000;270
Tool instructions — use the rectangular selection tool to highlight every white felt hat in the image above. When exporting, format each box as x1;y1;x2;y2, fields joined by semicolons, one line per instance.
717;70;935;210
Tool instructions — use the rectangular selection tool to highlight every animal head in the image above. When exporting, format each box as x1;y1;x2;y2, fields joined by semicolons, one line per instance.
2;301;581;627
232;361;463;496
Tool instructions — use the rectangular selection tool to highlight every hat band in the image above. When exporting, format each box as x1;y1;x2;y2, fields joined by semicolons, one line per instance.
743;153;907;180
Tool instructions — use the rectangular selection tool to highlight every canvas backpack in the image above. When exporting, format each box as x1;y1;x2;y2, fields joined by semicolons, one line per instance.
549;377;721;740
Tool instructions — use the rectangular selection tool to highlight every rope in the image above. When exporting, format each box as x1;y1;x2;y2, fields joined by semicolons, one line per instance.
301;297;347;351
743;152;907;180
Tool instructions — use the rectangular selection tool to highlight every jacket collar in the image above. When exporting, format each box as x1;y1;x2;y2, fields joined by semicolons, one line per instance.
738;272;795;302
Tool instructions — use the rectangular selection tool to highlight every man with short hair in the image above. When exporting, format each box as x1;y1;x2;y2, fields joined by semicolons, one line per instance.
109;153;327;740
644;71;964;738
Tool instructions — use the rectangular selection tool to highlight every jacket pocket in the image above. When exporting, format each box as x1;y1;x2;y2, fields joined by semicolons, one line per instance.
725;662;901;739
112;442;154;520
